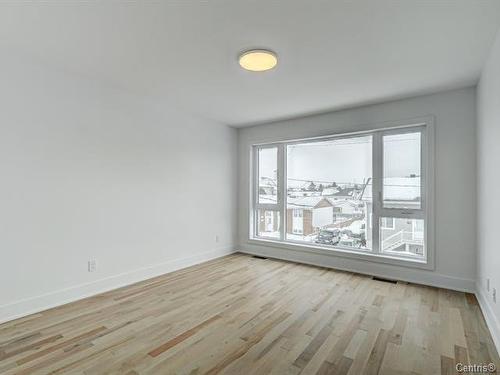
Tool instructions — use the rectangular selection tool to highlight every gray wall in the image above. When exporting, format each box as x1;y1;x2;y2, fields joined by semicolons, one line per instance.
477;28;500;349
238;87;476;291
0;56;238;322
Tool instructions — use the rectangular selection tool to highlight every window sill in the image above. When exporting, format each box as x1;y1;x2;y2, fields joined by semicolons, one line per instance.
247;237;434;270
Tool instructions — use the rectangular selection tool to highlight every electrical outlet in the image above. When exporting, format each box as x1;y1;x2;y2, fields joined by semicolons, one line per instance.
88;259;97;272
487;278;490;292
493;288;497;304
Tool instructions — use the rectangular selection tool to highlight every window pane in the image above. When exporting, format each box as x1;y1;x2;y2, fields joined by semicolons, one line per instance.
258;147;278;204
380;217;425;258
286;135;372;250
257;209;280;239
383;132;421;209
381;217;394;229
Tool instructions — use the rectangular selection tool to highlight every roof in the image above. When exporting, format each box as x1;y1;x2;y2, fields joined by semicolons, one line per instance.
287;196;325;209
258;195;278;205
287;196;362;210
260;177;277;187
361;177;420;202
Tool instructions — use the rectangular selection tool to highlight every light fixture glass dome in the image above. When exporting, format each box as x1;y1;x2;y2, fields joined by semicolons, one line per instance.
239;49;277;72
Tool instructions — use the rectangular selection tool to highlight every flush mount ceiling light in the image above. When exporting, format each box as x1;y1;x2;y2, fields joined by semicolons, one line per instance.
238;49;278;72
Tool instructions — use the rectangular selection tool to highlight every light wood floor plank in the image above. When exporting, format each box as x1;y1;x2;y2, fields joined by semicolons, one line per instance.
0;253;498;374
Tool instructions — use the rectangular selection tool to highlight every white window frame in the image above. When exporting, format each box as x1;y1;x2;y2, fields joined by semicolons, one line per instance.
375;125;427;262
253;144;285;240
249;116;435;270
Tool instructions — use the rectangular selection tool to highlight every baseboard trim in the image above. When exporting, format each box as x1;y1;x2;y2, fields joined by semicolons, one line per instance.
476;284;500;355
0;247;235;325
237;247;475;293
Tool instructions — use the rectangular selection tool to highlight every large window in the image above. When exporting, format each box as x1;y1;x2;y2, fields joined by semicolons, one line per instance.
286;135;372;250
251;122;431;264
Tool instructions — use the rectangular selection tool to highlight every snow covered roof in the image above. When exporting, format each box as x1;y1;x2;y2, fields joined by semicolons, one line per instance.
361;177;420;202
258;195;278;205
259;177;277;187
321;187;339;195
258;195;327;208
322;187;355;197
286;196;362;209
287;196;325;208
384;177;420;201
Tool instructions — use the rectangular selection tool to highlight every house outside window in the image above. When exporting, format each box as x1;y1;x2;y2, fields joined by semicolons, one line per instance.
292;209;303;234
381;217;395;229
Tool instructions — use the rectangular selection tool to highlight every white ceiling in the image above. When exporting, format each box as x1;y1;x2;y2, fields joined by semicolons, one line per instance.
1;1;500;127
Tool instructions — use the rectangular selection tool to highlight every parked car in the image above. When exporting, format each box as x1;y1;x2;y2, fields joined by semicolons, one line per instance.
315;228;340;245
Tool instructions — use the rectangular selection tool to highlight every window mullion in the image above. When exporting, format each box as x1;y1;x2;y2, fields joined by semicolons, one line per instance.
372;132;383;253
279;143;286;241
252;146;259;238
420;127;427;214
378;208;424;220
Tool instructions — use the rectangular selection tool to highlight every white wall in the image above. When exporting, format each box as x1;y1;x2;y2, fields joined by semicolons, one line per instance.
0;56;237;323
238;87;476;292
477;28;500;351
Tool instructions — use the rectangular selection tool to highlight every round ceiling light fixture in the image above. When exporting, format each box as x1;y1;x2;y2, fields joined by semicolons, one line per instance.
238;49;278;72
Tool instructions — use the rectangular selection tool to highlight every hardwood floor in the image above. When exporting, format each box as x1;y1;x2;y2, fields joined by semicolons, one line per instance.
1;253;498;374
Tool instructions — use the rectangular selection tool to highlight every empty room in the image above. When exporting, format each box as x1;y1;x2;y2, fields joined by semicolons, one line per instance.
1;1;500;374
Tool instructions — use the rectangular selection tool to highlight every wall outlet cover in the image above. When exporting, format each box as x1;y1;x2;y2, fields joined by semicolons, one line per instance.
88;260;97;272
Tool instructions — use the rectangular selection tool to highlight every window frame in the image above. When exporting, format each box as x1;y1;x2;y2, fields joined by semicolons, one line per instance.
373;125;427;260
249;116;435;270
253;144;285;240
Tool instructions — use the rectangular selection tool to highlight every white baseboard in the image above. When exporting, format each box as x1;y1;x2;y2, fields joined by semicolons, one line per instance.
238;246;475;293
0;247;235;325
476;284;500;355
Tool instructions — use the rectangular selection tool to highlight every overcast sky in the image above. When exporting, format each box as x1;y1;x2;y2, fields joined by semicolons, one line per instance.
259;133;420;185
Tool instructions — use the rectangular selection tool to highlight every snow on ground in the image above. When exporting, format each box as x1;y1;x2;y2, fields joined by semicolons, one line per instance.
342;219;365;234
